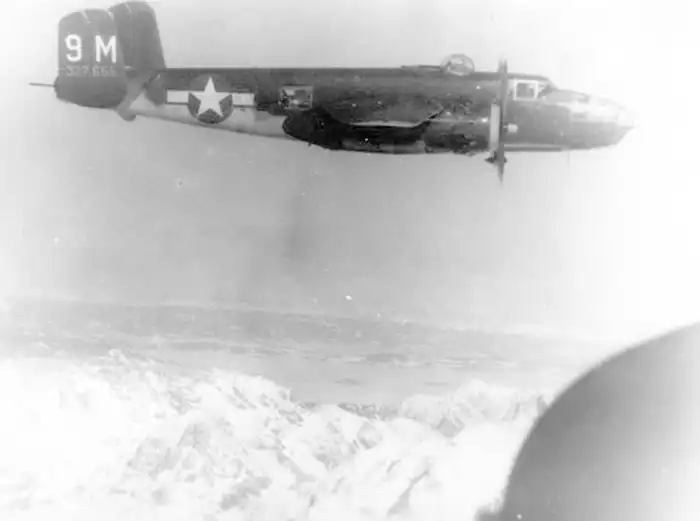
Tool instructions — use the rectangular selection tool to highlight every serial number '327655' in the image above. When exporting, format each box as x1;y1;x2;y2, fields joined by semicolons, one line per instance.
63;64;120;77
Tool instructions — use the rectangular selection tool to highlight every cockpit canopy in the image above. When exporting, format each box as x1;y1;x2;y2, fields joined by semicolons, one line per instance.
440;53;476;76
413;55;561;101
438;55;558;100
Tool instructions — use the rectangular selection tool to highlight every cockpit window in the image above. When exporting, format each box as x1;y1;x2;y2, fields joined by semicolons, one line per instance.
516;82;536;100
511;80;539;100
510;79;557;101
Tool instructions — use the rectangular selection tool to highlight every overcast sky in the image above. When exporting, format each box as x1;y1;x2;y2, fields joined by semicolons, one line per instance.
1;0;698;343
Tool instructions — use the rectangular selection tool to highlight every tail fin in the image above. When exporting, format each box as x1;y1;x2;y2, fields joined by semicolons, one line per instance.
55;1;165;108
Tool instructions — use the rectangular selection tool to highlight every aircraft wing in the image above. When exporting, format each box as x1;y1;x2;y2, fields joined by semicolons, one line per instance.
503;143;566;152
278;90;446;153
116;73;449;154
321;91;445;128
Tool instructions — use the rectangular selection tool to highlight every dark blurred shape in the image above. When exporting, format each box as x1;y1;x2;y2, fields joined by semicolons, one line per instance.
480;322;700;521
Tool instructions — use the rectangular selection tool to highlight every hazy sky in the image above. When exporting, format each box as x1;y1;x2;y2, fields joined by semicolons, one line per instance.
1;0;698;343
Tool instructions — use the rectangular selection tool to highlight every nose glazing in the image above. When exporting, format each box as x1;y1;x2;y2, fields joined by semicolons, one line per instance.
586;98;635;129
615;105;636;129
559;94;635;147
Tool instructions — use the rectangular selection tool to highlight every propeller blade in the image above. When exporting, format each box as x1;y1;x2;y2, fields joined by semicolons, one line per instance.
496;59;508;183
486;59;509;182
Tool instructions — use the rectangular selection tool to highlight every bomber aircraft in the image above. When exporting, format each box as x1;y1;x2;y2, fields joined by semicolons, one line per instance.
32;1;635;181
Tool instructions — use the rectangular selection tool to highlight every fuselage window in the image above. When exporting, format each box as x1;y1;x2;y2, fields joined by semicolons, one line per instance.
279;85;314;110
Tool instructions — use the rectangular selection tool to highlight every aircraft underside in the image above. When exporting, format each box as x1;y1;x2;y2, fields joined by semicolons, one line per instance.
281;107;489;155
123;87;495;156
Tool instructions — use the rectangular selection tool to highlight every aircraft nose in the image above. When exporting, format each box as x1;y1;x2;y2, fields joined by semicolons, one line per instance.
560;94;635;147
615;105;636;130
583;97;632;126
582;98;636;144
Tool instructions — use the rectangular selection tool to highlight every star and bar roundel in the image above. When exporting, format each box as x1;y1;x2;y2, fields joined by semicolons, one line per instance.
165;74;256;125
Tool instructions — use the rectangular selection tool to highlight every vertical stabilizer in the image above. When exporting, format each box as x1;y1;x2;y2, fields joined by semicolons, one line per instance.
55;2;165;109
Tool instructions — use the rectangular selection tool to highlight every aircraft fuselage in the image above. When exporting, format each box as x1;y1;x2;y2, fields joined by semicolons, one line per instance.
106;66;633;155
47;2;634;160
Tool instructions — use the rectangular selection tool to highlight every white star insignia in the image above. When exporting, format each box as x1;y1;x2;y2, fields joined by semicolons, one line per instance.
191;77;230;117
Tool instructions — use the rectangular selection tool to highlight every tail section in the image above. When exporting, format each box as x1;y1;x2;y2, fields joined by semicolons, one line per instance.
55;2;165;109
108;2;165;73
